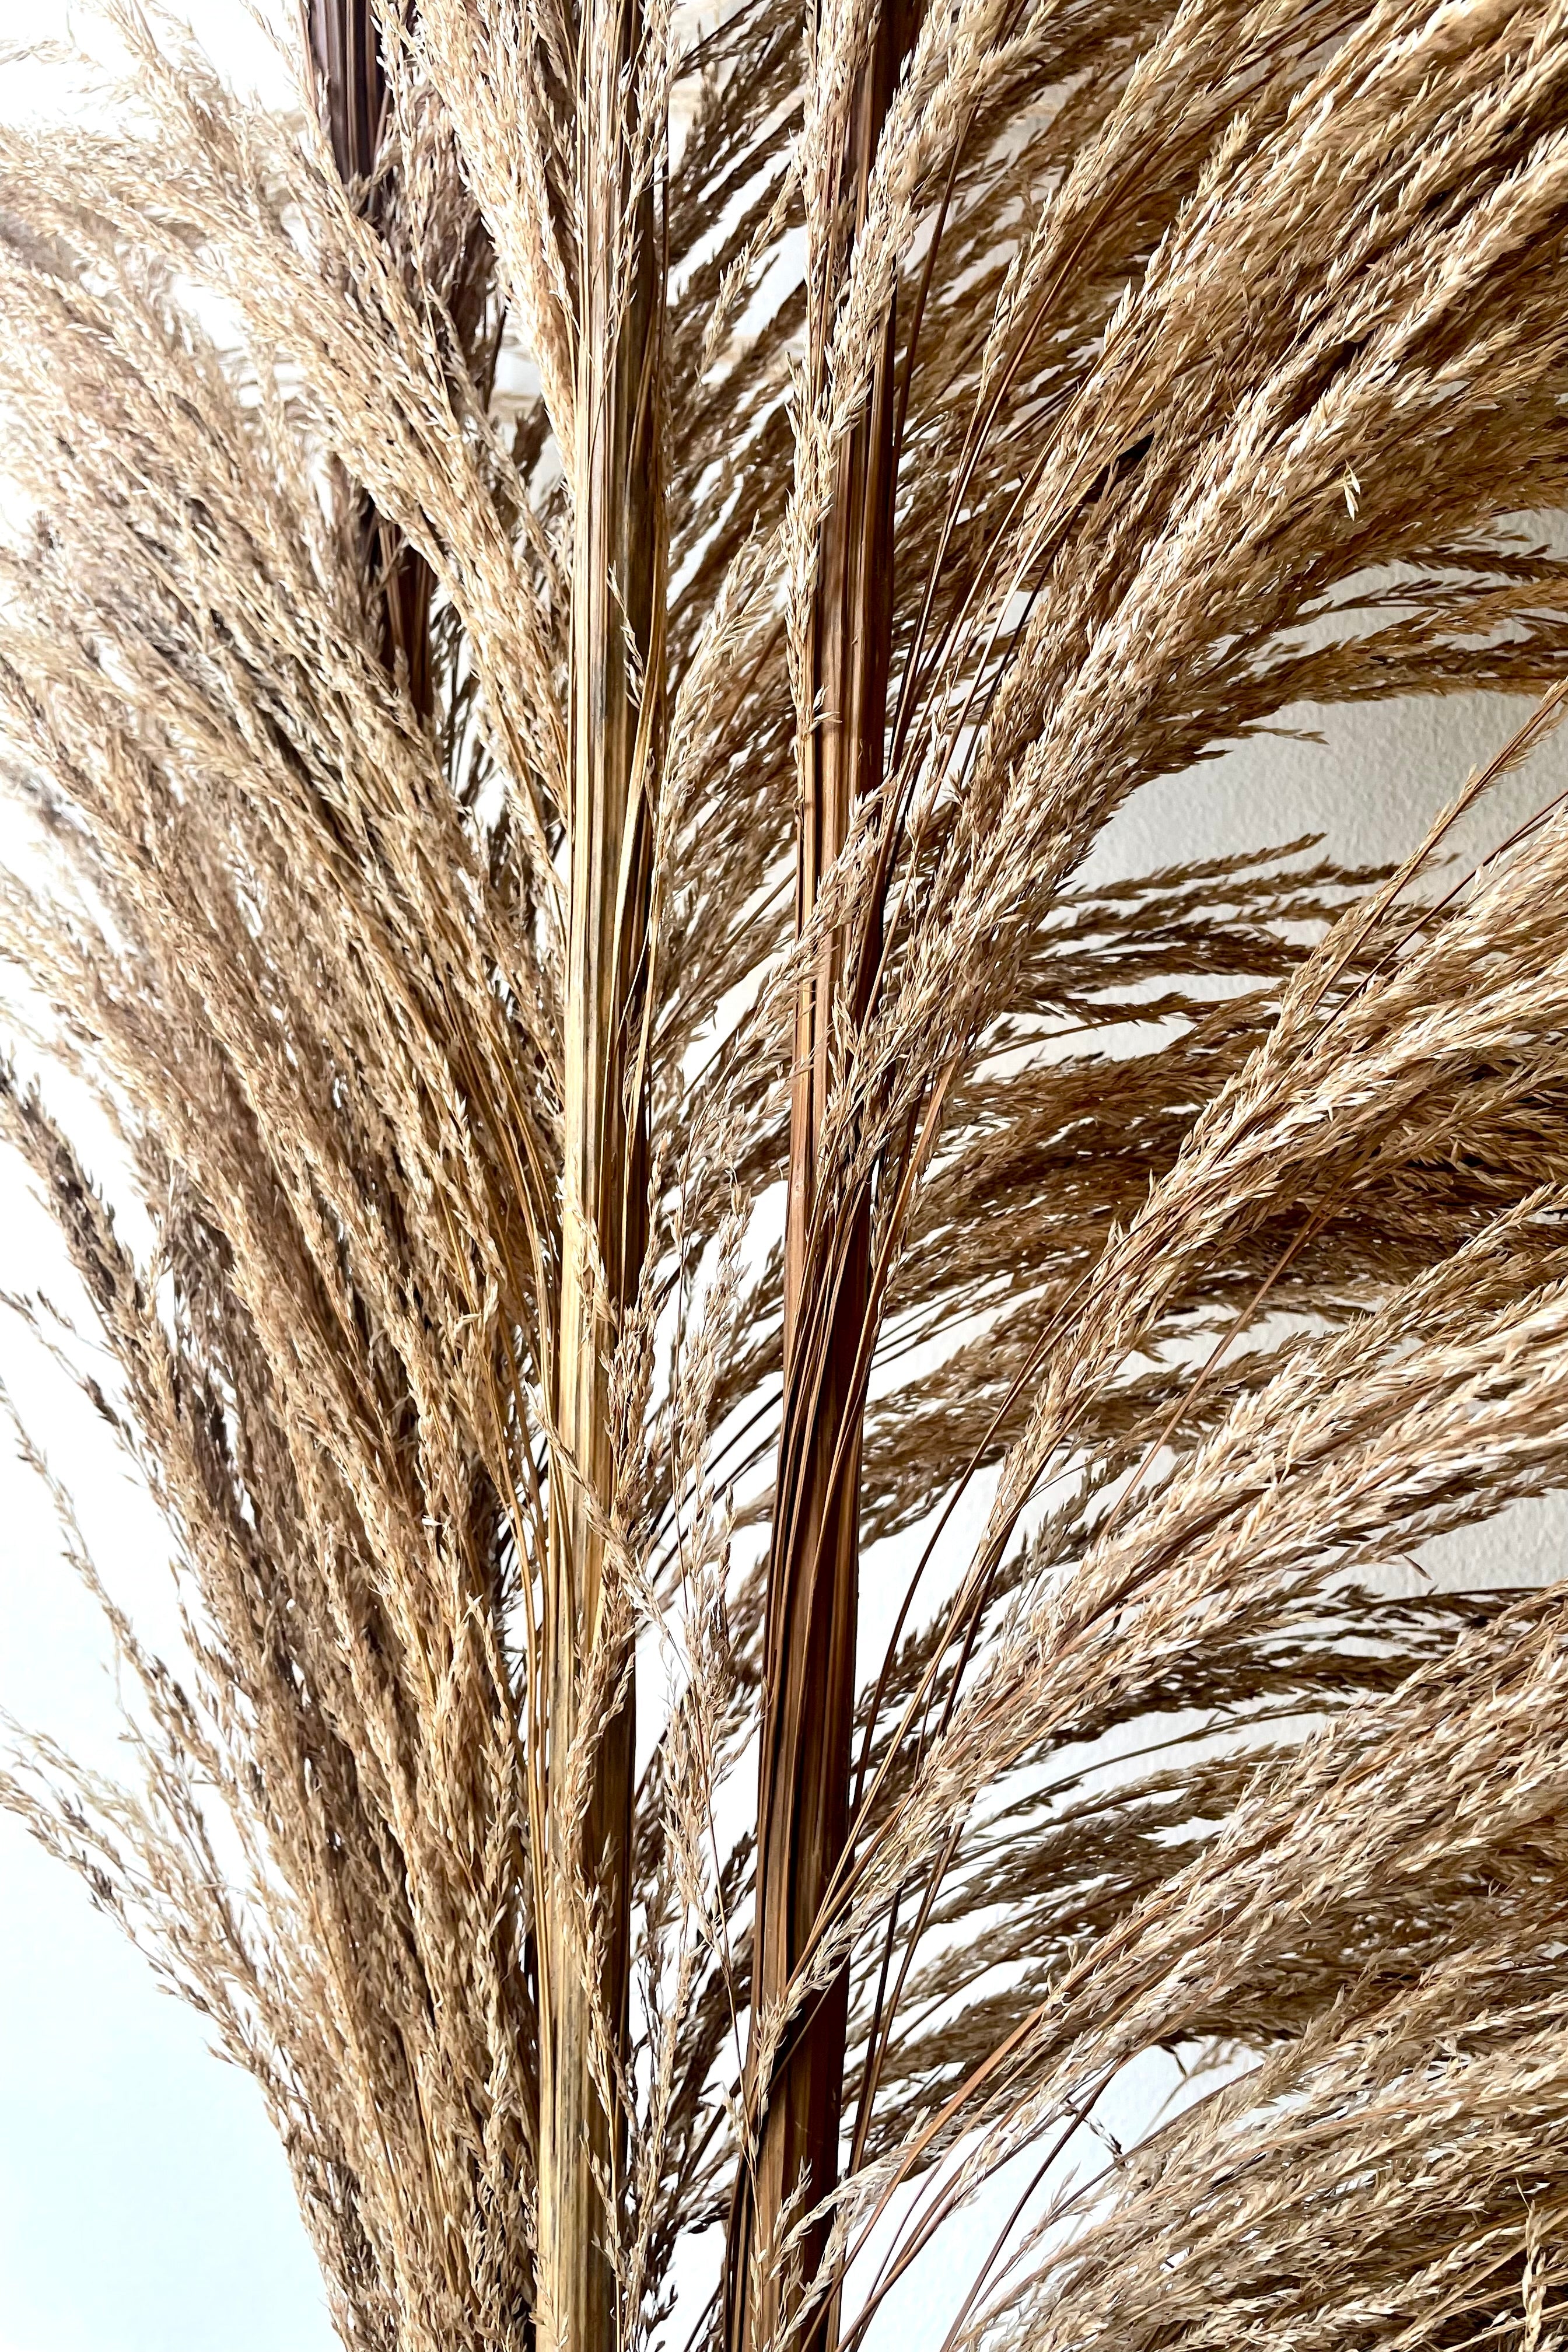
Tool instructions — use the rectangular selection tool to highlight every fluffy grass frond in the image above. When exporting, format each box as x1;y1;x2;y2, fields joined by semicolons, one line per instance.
3;3;1568;2350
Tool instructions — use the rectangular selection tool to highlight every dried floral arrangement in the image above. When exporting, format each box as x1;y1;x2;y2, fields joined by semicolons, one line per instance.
3;4;1568;2350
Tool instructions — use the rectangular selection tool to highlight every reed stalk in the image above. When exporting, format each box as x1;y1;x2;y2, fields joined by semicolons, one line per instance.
540;0;663;2334
726;6;911;2344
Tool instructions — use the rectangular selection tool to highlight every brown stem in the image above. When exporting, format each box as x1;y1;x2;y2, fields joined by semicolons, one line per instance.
308;0;444;721
307;0;386;185
536;15;663;2351
725;6;911;2348
313;10;657;2346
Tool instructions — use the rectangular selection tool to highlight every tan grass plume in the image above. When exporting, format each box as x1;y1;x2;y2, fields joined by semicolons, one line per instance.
4;2;1568;2349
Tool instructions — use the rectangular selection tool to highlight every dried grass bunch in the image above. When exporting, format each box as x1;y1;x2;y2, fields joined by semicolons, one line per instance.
4;2;1568;2348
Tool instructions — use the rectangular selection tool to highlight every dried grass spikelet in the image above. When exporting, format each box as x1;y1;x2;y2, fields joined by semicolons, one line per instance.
2;2;1568;2351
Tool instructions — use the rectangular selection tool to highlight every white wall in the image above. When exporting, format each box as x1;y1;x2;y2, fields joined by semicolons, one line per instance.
0;22;337;2352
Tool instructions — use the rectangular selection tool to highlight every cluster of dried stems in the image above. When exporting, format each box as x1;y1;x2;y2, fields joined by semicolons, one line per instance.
3;0;1568;2347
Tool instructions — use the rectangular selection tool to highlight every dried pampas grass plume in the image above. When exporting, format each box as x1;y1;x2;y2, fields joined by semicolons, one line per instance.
2;1;1568;2350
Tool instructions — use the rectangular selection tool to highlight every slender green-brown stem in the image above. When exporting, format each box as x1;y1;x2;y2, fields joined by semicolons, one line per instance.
536;0;663;2341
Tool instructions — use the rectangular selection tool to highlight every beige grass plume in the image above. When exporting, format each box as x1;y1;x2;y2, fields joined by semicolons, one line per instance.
3;2;1568;2350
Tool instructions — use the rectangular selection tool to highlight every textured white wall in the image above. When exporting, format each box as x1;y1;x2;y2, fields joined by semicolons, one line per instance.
1092;565;1568;1596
